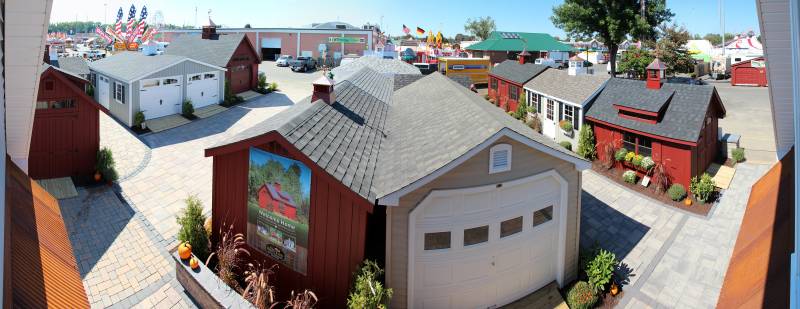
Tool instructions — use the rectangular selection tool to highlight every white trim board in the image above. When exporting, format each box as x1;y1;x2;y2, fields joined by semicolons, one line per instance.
406;169;570;307
377;128;590;206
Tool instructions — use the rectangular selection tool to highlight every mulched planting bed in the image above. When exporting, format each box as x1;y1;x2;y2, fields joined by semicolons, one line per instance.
182;114;198;121
590;162;715;216
131;125;151;135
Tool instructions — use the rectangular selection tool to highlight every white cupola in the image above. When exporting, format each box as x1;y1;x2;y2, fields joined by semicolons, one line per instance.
568;55;587;76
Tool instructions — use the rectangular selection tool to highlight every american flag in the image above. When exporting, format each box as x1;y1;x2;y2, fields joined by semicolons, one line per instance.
133;6;148;40
126;5;136;36
114;7;123;37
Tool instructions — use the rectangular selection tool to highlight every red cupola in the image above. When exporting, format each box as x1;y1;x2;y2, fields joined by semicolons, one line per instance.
646;58;666;90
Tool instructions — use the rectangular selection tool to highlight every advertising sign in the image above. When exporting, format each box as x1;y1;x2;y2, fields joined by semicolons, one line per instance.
328;37;365;44
247;147;311;275
114;41;127;50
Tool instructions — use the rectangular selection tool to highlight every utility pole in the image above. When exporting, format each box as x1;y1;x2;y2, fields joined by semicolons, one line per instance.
195;6;198;28
720;0;725;56
104;1;107;25
640;0;646;42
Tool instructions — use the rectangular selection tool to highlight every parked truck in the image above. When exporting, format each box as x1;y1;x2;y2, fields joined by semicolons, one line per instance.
437;57;491;85
711;55;731;80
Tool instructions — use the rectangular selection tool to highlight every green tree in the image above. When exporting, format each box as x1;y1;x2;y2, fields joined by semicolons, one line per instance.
577;125;597;160
652;24;695;75
177;195;209;261
464;16;496;41
552;0;673;77
347;260;392;309
702;33;735;46
617;46;655;79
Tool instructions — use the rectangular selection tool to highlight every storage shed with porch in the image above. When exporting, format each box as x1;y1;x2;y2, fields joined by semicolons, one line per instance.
204;68;590;308
29;64;109;180
88;52;226;126
585;59;726;189
488;59;548;112
165;26;260;94
730;56;768;87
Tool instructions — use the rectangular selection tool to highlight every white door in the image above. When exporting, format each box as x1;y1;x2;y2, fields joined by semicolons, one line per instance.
98;76;110;108
543;99;557;140
410;174;564;309
186;72;219;108
139;76;182;120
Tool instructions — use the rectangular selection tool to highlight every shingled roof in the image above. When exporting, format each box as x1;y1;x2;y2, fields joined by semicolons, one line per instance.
585;78;725;142
88;52;188;81
524;69;608;106
55;56;90;77
490;60;548;84
208;69;588;202
331;57;421;81
165;33;252;67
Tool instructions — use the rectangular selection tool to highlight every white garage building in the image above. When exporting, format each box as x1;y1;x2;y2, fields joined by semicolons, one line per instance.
88;52;226;126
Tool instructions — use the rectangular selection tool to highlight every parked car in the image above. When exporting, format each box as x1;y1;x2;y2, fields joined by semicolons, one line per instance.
276;55;293;67
290;57;316;72
535;58;563;69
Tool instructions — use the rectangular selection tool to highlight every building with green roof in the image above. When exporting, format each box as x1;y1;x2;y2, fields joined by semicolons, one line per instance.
466;31;575;64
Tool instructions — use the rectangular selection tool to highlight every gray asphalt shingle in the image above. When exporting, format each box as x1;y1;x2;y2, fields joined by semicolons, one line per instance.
585;78;722;142
88;52;187;81
489;60;548;84
56;57;90;77
331;57;421;81
524;69;608;106
164;33;248;67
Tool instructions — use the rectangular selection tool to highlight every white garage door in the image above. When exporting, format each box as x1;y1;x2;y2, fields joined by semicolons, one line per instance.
140;76;182;120
409;173;566;309
186;72;219;108
262;37;281;48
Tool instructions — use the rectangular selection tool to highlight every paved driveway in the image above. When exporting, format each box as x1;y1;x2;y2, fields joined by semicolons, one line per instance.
711;81;776;164
580;163;770;308
259;60;319;102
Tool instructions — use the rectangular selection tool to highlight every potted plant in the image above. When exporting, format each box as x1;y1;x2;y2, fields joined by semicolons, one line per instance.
559;120;574;136
624;151;636;164
690;173;716;204
640;156;655;171
622;170;637;184
614;148;628;162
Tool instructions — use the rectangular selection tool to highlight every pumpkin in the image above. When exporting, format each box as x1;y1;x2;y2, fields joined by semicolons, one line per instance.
684;198;693;206
178;242;192;260
610;283;619;296
93;171;102;182
189;257;200;270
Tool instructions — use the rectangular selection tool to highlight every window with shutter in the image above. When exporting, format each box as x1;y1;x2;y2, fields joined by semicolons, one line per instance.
489;144;512;173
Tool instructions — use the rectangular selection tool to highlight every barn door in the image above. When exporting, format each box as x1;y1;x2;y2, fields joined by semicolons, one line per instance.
29;111;78;179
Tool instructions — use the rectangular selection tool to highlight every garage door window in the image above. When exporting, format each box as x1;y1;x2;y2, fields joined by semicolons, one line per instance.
163;78;179;85
142;79;160;88
533;206;554;227
424;232;451;250
204;73;216;79
500;216;523;238
463;225;489;246
189;74;201;81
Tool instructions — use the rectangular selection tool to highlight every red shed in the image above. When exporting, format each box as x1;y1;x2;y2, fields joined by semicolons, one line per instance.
585;59;726;189
488;58;548;112
731;57;767;87
29;64;108;180
257;182;298;220
165;26;260;94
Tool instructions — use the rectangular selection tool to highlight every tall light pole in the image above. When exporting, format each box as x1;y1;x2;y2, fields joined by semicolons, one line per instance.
720;0;725;56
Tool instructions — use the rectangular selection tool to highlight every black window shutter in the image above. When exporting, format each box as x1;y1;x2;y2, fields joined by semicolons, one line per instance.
573;107;580;130
558;102;563;121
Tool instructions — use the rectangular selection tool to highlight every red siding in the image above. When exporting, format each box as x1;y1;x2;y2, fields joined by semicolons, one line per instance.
225;37;260;94
488;75;523;112
29;69;101;180
210;133;372;307
731;57;767;86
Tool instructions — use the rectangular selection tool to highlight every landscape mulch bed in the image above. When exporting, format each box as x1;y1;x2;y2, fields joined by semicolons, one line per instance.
590;162;715;216
131;125;151;135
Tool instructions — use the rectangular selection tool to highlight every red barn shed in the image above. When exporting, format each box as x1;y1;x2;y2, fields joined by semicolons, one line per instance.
165;26;260;94
585;59;726;189
29;64;108;180
488;58;548;112
731;57;767;87
257;182;298;220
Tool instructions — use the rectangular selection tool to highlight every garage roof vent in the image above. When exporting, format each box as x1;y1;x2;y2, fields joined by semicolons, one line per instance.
489;144;512;173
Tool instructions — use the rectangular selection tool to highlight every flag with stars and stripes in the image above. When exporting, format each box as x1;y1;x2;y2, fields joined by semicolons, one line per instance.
125;5;136;36
133;6;148;40
114;7;123;37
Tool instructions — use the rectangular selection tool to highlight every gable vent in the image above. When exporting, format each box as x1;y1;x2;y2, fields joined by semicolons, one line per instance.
489;144;512;174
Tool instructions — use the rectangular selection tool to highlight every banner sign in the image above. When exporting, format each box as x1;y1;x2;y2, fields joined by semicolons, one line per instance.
328;37;365;44
247;147;311;275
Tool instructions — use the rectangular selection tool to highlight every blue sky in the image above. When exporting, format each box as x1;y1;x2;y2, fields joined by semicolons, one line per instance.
51;0;760;38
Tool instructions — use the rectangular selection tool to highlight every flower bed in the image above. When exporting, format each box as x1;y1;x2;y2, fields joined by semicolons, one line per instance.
591;162;714;216
173;251;255;309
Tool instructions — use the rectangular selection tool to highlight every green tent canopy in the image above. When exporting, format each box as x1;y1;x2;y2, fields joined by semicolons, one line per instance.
465;31;574;52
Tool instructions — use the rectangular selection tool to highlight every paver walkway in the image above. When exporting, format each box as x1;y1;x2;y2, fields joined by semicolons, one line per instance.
99;113;150;181
580;163;770;308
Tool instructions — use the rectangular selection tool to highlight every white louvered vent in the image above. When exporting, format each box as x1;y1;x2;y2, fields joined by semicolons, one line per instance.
489;144;512;174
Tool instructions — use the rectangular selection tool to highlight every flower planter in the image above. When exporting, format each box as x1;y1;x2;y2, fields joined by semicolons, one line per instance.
173;251;254;309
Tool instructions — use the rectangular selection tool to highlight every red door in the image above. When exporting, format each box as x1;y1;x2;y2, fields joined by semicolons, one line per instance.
230;64;252;93
29;111;78;179
499;80;508;110
733;67;761;85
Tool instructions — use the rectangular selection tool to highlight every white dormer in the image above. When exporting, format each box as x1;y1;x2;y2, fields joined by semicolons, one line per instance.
489;144;512;173
568;55;588;76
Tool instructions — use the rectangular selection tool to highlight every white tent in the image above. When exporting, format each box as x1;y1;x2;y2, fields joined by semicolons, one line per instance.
724;36;763;55
686;40;714;55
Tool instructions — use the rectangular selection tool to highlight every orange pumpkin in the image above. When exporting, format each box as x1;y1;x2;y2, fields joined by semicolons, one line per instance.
178;242;192;260
610;283;619;296
189;257;200;270
94;171;102;182
684;198;693;206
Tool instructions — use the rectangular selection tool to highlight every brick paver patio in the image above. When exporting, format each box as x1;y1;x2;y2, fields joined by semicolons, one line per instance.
99;113;150;181
580;163;770;308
